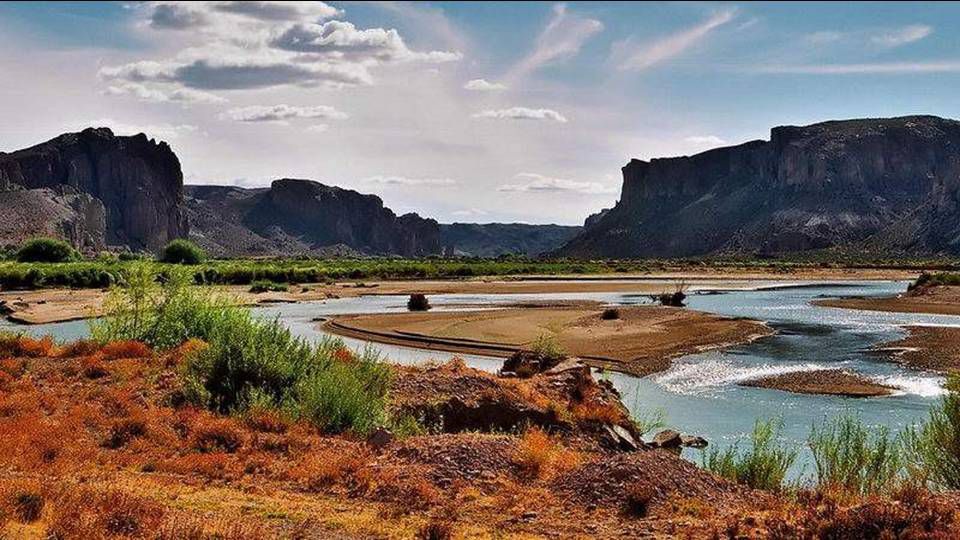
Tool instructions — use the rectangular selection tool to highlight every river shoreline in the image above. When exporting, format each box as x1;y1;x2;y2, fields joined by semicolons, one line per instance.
323;305;773;377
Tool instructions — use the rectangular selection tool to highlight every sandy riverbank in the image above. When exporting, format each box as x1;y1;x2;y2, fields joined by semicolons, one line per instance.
878;325;960;374
740;369;895;397
324;305;772;377
0;268;917;325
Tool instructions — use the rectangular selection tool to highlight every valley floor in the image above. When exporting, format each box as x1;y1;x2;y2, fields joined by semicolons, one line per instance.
0;266;919;325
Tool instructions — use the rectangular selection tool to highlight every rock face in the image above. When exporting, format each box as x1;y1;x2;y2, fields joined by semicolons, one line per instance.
185;179;441;257
0;188;106;252
559;116;960;257
0;128;188;251
440;222;582;257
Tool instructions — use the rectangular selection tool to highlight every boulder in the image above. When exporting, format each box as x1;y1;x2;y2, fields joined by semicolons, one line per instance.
680;435;708;449
652;430;682;448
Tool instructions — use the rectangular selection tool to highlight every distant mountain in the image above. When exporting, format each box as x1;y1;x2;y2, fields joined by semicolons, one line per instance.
0;127;187;251
185;180;440;257
440;222;581;257
558;115;960;258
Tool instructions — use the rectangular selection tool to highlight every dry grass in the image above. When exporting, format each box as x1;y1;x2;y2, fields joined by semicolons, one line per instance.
100;340;152;360
0;334;55;358
512;427;582;481
189;416;245;453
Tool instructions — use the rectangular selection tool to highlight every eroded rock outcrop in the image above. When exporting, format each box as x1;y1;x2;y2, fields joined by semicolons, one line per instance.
0;128;188;251
559;116;960;257
186;179;441;257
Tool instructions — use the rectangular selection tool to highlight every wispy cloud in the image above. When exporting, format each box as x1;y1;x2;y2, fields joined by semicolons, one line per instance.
753;61;960;75
497;173;616;194
872;24;933;47
464;79;507;91
365;175;457;186
221;104;348;123
472;107;568;122
506;3;603;80
612;9;736;71
103;81;226;104
684;135;726;146
69;119;199;140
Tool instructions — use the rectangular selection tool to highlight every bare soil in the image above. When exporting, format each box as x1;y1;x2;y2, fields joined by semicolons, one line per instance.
880;325;960;374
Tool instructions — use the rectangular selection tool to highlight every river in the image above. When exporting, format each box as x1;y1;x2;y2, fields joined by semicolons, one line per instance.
2;279;951;477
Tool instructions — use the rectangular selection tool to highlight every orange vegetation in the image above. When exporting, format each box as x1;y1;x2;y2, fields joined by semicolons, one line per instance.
0;341;957;538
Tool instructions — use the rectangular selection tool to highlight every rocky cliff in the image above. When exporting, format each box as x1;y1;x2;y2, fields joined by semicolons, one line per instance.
440;223;582;257
559;116;960;258
185;180;441;257
0;128;188;251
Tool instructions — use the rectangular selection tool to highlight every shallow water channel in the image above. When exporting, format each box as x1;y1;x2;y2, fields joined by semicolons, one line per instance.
3;279;953;478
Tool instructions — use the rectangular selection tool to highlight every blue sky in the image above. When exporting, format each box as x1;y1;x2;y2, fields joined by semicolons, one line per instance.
1;2;958;224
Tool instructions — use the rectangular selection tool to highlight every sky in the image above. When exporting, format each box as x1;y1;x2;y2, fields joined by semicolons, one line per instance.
1;2;959;225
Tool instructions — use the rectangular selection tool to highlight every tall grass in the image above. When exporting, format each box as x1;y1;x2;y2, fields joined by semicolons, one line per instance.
91;262;391;435
903;374;960;489
701;418;797;490
90;263;235;350
808;414;903;495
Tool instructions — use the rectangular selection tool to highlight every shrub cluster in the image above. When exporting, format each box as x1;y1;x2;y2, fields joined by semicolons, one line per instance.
160;239;205;265
701;418;797;491
248;280;289;293
91;263;391;435
407;293;431;311
16;237;79;263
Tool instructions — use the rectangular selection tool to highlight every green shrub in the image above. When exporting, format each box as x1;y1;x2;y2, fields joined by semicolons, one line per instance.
90;263;234;349
407;293;431;311
530;334;565;364
160;239;205;265
249;280;288;293
16;237;79;263
601;308;620;320
808;414;903;495
903;374;960;489
702;418;797;491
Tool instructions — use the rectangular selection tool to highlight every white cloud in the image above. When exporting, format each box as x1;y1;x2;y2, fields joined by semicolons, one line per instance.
684;135;726;146
472;107;568;123
270;21;461;63
507;3;603;80
69;119;199;140
103;2;460;98
497;173;616;195
365;175;457;186
104;81;227;104
613;9;735;71
222;104;348;123
754;61;960;74
306;124;329;133
872;24;933;47
212;1;341;22
464;79;507;91
803;31;844;45
451;208;490;217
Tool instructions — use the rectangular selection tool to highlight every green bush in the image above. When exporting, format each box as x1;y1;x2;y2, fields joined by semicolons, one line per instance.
903;374;960;489
90;263;233;349
407;293;431;311
92;261;391;435
702;418;797;491
249;280;289;293
530;334;565;364
160;239;205;265
808;414;903;495
16;237;79;263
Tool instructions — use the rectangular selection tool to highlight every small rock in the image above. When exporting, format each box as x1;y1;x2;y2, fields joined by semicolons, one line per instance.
652;429;682;448
680;435;708;448
365;427;394;451
521;511;538;521
604;424;640;451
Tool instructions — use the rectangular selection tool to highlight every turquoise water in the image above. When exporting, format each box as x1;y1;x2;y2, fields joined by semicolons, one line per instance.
2;280;952;477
